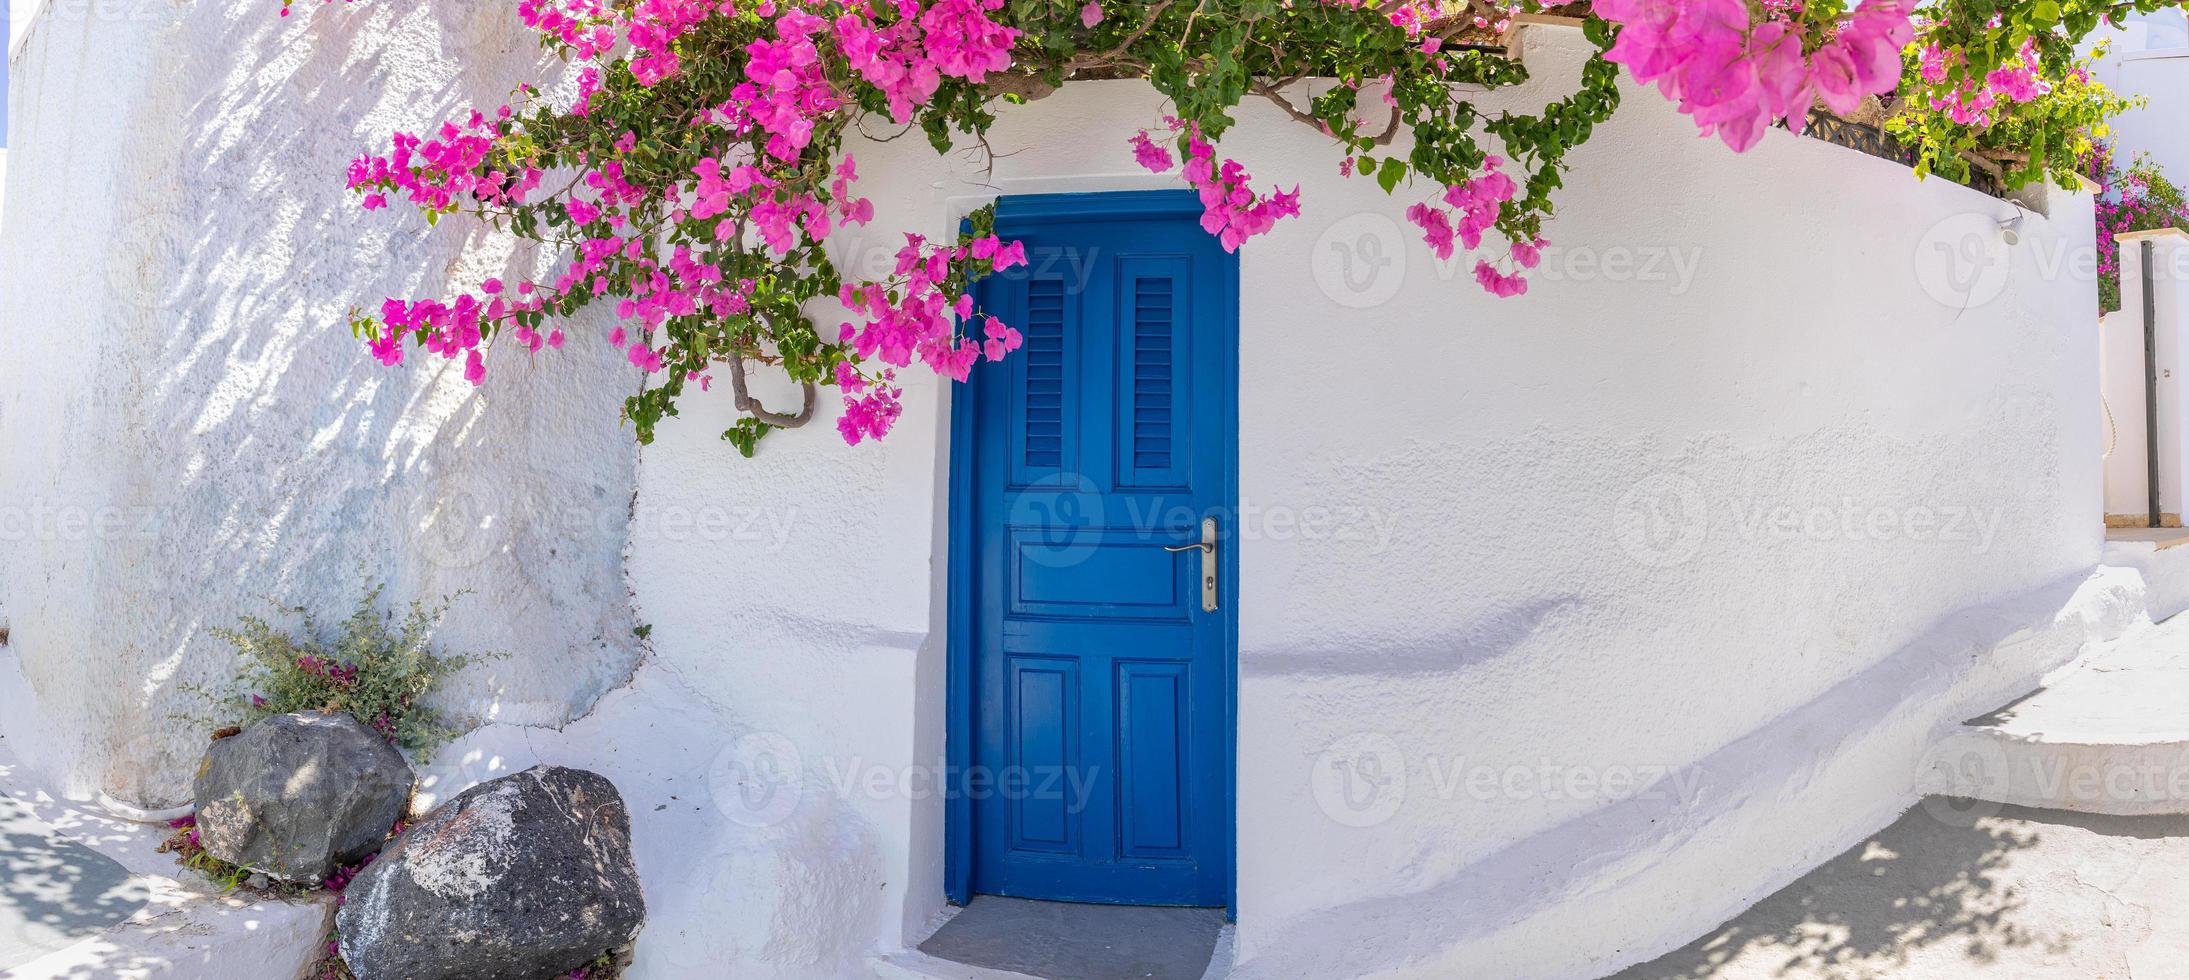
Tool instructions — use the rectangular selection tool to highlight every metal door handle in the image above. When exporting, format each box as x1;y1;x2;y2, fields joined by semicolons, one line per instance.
1162;518;1219;612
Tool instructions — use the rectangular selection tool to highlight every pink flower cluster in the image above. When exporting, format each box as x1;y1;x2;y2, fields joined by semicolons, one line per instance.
2084;141;2189;305
347;105;542;213
344;0;1044;445
1403;155;1516;262
368;283;561;385
835;0;1021;122
296;654;361;687
1182;132;1302;250
834;233;1027;443
1598;0;1914;151
1127;120;1301;252
1397;155;1539;295
1918;37;2052;128
323;851;377;893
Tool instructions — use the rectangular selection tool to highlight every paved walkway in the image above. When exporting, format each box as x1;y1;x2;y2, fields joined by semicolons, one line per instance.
0;735;331;980
0;794;150;970
1609;800;2189;979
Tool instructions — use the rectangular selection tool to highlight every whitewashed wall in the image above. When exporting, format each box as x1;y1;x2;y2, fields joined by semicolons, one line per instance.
619;26;2116;979
0;1;644;806
0;5;2127;980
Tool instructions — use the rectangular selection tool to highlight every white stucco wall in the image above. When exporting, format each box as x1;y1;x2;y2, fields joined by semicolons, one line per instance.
0;1;644;806
0;6;2127;980
617;26;2115;979
597;25;2113;980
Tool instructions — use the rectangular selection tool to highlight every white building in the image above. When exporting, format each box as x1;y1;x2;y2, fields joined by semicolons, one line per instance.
2090;8;2189;174
0;3;2176;978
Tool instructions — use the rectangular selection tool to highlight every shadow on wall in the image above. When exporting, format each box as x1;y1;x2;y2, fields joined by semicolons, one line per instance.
2;1;643;806
1607;799;2189;979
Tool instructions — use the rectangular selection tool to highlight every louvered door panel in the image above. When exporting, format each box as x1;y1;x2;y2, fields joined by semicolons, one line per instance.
1117;257;1189;489
1013;277;1070;483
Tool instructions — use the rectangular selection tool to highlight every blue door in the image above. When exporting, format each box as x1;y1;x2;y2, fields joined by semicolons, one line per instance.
949;191;1237;908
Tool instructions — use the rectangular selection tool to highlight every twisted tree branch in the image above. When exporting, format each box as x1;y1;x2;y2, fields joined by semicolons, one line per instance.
728;357;818;428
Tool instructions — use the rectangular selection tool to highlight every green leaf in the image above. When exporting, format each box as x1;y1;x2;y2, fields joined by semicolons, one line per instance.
1375;156;1408;193
724;417;774;458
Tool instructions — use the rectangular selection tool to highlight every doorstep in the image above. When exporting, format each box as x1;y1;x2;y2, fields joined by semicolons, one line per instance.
889;896;1230;980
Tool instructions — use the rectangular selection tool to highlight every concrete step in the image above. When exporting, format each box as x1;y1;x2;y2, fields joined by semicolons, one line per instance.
1929;610;2189;816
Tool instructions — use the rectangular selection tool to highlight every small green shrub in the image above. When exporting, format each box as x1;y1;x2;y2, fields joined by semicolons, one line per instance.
191;584;496;759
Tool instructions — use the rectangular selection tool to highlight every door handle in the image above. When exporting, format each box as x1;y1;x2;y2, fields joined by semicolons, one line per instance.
1162;517;1219;613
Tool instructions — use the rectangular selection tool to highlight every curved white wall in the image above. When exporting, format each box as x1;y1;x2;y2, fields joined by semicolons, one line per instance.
0;1;643;806
1;7;2119;979
623;27;2112;979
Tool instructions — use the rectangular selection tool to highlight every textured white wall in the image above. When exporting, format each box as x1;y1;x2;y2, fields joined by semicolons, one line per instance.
625;27;2112;979
0;6;2122;980
0;1;644;806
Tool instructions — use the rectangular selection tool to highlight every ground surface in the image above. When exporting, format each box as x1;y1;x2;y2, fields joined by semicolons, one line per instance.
0;794;150;969
917;896;1225;980
1608;799;2189;980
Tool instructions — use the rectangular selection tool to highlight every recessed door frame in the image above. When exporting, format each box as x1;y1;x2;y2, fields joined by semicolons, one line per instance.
943;189;1239;914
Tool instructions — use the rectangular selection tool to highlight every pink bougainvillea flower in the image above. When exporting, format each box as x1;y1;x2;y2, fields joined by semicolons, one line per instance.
1129;130;1175;173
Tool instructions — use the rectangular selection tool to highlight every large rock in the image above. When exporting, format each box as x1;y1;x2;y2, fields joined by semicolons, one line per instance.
192;711;414;882
336;766;645;980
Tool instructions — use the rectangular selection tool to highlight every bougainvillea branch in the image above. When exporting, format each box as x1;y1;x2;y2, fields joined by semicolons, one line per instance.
320;0;1633;452
295;0;2179;452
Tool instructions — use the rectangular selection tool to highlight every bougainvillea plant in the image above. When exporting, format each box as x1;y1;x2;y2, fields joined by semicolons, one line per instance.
2082;140;2189;312
1886;16;2137;189
285;0;2154;452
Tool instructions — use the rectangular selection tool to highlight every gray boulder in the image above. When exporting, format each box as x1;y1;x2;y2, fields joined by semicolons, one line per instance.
336;766;645;980
192;711;413;882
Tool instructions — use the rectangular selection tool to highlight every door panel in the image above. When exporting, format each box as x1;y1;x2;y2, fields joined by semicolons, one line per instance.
962;193;1235;908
